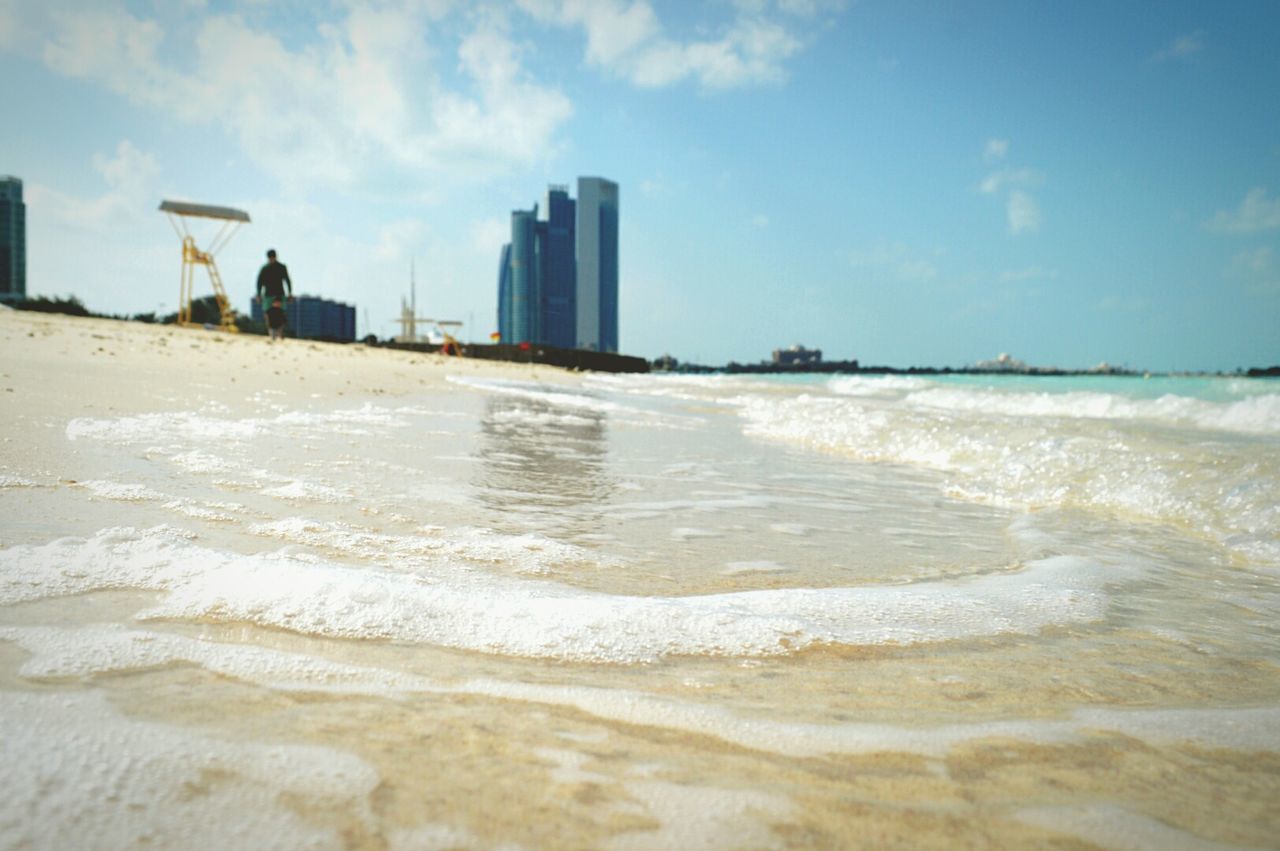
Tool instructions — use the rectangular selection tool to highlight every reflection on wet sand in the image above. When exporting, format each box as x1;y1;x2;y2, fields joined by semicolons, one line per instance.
471;394;615;537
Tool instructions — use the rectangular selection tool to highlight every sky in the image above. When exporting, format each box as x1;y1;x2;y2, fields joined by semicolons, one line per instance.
2;0;1278;371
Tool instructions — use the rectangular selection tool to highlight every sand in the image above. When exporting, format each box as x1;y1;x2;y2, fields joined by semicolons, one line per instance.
2;308;1279;850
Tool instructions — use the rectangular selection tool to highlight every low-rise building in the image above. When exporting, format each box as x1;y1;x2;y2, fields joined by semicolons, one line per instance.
251;295;356;342
772;344;823;366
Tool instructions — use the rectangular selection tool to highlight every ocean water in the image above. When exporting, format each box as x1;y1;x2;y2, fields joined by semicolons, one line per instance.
2;370;1279;848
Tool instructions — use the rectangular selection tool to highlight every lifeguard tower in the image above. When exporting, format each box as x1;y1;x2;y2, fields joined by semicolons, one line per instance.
159;200;250;332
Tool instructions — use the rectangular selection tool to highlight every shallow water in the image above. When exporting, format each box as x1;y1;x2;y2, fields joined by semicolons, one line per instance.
2;372;1278;848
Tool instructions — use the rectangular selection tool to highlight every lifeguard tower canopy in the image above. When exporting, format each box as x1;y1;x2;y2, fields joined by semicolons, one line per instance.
159;200;250;223
159;199;250;332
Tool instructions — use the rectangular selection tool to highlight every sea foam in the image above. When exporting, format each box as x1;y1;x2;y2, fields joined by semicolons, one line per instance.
6;624;1277;760
0;525;1115;663
901;387;1280;435
736;389;1280;564
0;690;378;850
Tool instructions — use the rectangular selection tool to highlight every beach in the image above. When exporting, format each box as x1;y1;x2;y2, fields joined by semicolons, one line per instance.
1;307;1278;849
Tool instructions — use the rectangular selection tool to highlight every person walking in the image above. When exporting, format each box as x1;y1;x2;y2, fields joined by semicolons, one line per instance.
256;249;292;341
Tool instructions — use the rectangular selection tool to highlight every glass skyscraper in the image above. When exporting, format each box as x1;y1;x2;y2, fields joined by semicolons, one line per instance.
496;177;618;352
539;186;577;349
0;176;25;304
509;208;538;344
575;177;619;353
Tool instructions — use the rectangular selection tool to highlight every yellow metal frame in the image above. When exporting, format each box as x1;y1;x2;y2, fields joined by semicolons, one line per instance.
176;234;239;331
162;204;247;332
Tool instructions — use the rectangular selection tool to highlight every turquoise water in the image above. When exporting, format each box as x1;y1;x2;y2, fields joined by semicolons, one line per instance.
762;370;1279;402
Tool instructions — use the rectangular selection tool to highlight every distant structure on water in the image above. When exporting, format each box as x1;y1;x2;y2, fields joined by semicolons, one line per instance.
251;295;355;342
497;177;619;352
0;176;26;305
773;344;822;367
972;352;1131;375
973;352;1030;372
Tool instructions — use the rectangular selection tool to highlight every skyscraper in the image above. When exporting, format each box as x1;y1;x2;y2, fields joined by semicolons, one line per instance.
495;177;618;352
509;207;539;344
0;176;26;305
575;177;619;353
539;186;577;349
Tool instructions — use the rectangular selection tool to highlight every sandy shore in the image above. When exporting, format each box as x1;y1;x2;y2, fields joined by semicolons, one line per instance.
2;308;1279;850
0;308;571;429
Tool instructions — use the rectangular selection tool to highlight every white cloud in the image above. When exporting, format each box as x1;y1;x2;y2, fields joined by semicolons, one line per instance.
777;0;846;15
519;0;659;66
979;143;1043;237
1228;246;1280;296
1007;190;1041;235
33;4;572;190
1152;30;1204;62
0;0;29;49
983;138;1008;164
979;167;1042;195
639;175;669;196
95;140;160;194
28;140;162;231
429;15;574;169
470;216;510;255
751;213;769;228
1230;246;1272;274
1206;188;1280;233
516;0;813;90
373;219;432;264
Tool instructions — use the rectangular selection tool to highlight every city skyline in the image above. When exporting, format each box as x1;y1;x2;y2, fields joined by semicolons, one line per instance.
499;177;619;353
1;2;1278;370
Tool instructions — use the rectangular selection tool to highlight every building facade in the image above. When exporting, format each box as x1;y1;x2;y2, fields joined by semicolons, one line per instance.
0;176;26;304
576;177;619;353
251;295;356;342
539;186;577;349
509;208;539;344
496;177;618;352
773;344;823;366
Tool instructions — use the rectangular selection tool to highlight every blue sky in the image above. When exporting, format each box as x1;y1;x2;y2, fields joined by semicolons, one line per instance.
2;0;1278;370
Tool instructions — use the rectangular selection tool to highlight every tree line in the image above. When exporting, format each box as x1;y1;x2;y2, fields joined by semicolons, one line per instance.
13;295;267;334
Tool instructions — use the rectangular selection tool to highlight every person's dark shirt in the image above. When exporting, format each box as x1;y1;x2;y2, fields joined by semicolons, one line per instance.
257;260;292;300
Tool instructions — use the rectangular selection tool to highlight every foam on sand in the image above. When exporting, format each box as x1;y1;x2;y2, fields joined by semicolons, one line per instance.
76;480;167;502
0;690;378;850
1;525;1116;663
66;402;419;446
6;624;1278;761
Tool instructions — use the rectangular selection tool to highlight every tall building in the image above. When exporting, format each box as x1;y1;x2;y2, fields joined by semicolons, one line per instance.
0;176;26;305
509;207;539;344
496;177;618;352
576;177;619;353
539;186;577;349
